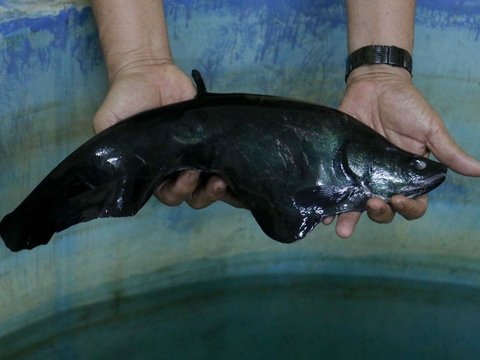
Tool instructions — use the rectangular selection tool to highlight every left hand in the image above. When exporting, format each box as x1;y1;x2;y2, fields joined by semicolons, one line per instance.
93;61;243;210
326;65;480;238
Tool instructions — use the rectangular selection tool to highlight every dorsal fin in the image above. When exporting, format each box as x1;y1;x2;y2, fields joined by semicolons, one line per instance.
192;69;208;98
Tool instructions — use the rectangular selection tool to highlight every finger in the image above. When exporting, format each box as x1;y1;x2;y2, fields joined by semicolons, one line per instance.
220;189;246;209
322;216;335;225
187;176;246;209
366;197;395;224
187;176;227;209
93;108;120;133
427;117;480;176
390;194;428;220
155;170;200;206
336;212;362;238
207;177;246;208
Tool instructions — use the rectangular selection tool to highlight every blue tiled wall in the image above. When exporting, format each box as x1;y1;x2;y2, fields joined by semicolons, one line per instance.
0;0;479;340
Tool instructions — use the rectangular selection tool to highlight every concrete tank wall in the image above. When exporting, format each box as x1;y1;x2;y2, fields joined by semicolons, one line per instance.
0;0;479;338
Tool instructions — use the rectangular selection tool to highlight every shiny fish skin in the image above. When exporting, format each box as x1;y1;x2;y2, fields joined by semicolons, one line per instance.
0;71;447;251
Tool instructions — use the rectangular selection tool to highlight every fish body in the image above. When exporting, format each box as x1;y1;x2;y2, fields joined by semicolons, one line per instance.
0;71;447;251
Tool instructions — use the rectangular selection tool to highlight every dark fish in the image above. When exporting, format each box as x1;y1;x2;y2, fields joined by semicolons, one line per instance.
0;70;447;251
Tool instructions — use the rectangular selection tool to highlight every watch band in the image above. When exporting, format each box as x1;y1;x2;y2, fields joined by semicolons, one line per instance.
345;45;413;82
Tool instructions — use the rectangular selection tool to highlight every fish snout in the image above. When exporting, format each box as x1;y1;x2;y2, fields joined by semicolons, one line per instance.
402;157;447;198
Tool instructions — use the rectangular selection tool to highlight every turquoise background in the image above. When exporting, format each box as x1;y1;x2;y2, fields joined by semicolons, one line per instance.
0;0;479;357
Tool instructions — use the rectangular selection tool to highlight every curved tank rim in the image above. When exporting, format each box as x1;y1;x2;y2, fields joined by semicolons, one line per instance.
2;251;480;339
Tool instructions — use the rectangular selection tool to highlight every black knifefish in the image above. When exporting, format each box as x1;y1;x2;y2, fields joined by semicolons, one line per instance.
0;70;447;251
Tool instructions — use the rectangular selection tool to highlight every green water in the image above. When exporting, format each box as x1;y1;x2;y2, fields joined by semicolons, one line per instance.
1;274;479;359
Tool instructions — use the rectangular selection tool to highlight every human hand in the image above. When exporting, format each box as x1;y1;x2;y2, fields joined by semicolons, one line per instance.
94;61;242;209
325;65;480;238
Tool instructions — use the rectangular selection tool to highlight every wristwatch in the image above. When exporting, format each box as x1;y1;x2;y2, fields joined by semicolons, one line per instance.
345;45;413;82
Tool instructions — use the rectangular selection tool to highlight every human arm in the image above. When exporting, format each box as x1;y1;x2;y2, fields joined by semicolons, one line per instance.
330;0;480;238
91;0;240;208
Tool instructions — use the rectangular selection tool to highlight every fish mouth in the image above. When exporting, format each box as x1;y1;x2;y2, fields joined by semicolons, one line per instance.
403;173;447;198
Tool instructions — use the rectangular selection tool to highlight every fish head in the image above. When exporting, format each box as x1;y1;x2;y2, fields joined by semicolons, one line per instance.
344;140;447;200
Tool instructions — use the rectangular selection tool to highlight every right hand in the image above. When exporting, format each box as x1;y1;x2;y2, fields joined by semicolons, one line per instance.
94;62;243;209
325;65;480;238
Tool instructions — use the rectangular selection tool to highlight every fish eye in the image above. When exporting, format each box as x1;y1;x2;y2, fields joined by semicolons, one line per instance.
411;158;427;171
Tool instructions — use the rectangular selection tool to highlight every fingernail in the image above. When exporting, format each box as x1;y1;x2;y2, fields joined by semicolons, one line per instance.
214;184;226;196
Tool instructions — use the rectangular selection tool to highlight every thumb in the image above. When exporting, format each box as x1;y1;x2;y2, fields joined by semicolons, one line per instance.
93;103;121;134
427;118;480;177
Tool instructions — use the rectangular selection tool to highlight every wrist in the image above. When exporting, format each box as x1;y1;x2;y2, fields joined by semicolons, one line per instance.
346;64;413;86
106;49;173;84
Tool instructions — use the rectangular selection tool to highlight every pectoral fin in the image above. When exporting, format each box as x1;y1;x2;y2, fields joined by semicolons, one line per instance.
249;197;323;243
293;185;366;219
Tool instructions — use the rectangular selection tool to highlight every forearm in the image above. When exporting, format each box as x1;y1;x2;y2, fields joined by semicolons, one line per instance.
346;0;416;54
91;0;172;82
